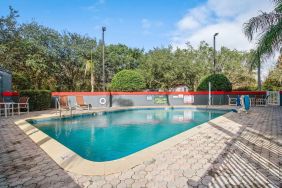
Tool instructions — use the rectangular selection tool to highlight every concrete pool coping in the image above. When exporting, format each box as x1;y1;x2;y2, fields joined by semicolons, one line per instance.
14;105;236;175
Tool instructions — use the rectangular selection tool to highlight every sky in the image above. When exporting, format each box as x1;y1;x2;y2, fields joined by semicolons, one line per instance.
0;0;278;78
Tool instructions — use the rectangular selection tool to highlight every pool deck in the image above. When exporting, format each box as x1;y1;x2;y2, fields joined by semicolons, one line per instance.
0;106;281;187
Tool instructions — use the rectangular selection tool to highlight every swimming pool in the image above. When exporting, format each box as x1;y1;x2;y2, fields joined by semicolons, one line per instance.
28;108;228;162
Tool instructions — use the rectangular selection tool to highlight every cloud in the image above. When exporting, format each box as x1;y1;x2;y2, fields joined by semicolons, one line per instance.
141;18;164;35
176;5;211;31
177;16;200;30
141;18;163;35
83;5;99;12
171;0;273;51
171;0;276;79
207;0;253;17
82;0;106;12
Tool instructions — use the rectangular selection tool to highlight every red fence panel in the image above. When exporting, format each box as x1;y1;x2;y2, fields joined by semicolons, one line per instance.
1;91;19;96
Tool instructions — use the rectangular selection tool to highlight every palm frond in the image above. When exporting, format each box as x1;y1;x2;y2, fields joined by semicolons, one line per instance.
244;12;282;41
84;60;94;75
273;0;282;8
275;3;282;13
255;19;282;60
272;0;282;5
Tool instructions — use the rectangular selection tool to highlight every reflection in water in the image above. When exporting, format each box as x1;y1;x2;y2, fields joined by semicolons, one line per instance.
90;126;95;143
33;108;227;161
55;122;61;137
146;114;153;120
65;120;74;136
172;110;193;123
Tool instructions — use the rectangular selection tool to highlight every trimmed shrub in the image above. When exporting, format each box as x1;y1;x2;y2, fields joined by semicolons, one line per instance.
197;74;232;91
111;70;146;91
20;90;51;111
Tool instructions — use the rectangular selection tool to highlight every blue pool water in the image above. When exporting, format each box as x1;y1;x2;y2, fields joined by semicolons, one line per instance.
29;108;228;162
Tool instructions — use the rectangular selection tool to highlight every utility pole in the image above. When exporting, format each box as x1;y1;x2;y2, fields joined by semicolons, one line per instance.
102;26;106;91
213;33;219;74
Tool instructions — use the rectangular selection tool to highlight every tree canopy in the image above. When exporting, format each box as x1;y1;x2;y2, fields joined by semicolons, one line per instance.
0;7;260;92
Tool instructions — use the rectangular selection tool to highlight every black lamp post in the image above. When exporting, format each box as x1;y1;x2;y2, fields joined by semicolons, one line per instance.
102;26;106;91
213;32;219;74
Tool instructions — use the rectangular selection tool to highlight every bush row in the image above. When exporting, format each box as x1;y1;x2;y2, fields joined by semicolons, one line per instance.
20;90;51;111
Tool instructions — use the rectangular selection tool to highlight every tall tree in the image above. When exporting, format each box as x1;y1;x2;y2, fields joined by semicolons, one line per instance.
244;0;282;90
84;48;96;92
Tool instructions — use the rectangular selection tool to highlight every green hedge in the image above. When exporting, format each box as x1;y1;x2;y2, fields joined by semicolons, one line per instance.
111;70;146;91
197;74;232;91
233;86;257;91
20;90;51;111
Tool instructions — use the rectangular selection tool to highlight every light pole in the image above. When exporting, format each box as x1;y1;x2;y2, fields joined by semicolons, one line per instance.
213;32;219;74
102;26;106;91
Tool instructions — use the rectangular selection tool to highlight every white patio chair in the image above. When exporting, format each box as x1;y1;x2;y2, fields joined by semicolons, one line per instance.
0;97;14;117
15;97;30;115
256;95;269;107
227;95;237;106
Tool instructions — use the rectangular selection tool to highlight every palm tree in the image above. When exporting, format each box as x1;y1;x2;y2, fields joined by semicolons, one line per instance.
244;0;282;90
84;49;96;92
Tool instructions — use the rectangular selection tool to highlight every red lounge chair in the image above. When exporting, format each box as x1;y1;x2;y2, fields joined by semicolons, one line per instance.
56;96;76;116
75;96;91;110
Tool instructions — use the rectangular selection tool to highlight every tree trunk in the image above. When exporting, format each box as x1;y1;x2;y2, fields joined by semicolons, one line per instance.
258;61;262;91
91;72;94;92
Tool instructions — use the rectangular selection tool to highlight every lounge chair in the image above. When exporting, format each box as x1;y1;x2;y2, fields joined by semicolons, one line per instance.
227;95;237;106
75;96;91;110
238;95;251;113
56;96;75;116
0;96;16;117
15;97;30;115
